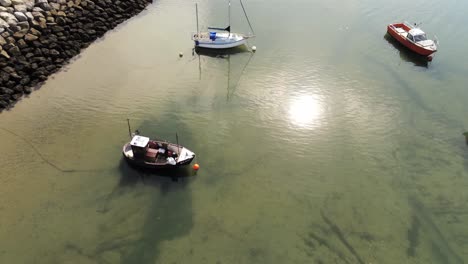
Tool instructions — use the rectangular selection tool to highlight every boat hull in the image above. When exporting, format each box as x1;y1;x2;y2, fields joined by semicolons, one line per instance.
196;38;247;49
123;154;195;169
193;32;249;49
387;23;436;57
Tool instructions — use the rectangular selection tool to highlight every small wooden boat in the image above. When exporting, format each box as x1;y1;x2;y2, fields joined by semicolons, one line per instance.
122;121;195;169
192;0;255;50
123;134;195;169
387;22;437;60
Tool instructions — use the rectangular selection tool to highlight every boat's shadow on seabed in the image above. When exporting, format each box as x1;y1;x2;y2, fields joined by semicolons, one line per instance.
384;33;429;68
118;159;196;186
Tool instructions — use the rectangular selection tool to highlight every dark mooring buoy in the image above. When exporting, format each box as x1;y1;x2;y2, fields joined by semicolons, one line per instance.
463;132;468;145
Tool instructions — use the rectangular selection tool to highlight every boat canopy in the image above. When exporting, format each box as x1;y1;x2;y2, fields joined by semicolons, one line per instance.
130;135;150;148
409;28;425;36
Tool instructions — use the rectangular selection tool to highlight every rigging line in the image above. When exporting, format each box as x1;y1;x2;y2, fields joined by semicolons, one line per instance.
239;0;255;35
0;127;112;173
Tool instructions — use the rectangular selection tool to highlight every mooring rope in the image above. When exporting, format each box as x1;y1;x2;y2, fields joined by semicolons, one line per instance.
0;127;111;173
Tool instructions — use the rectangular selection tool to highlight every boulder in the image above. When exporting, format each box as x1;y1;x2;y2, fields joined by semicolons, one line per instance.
23;0;35;10
2;66;15;74
13;29;26;38
0;6;8;12
0;12;17;22
0;100;9;108
19;76;29;85
24;33;38;41
6;36;14;43
55;16;65;25
0;18;9;28
13;11;27;22
14;5;27;13
29;27;40;35
38;2;51;11
8;45;20;56
46;16;54;23
0;87;14;94
56;10;65;16
0;35;6;45
0;0;12;7
25;11;33;21
32;7;44;13
12;93;22;100
10;0;24;5
50;2;60;10
31;11;44;18
16;38;26;48
49;49;59;57
0;50;10;58
16;20;28;29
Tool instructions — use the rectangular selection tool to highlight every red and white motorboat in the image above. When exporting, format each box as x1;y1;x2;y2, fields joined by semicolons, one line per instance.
387;22;437;60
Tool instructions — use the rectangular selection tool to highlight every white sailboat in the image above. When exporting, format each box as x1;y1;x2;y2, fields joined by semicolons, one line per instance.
192;0;255;49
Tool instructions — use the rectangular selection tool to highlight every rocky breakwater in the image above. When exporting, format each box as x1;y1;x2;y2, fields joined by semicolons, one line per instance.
0;0;152;111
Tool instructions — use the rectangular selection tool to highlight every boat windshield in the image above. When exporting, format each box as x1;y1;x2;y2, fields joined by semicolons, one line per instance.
414;34;427;42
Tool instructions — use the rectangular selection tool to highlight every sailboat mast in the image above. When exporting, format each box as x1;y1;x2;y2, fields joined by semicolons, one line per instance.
196;3;199;35
228;0;231;33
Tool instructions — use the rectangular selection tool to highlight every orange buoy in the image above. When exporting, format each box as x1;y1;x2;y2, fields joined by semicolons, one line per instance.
193;163;200;170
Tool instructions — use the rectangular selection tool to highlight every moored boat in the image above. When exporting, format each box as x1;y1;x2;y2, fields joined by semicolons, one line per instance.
122;134;195;169
387;22;437;60
122;120;195;169
192;0;255;50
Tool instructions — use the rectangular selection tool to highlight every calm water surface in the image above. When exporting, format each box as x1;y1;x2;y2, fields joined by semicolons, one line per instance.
1;0;468;263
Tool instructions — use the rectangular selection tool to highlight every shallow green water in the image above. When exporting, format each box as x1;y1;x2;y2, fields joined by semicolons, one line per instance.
1;0;468;263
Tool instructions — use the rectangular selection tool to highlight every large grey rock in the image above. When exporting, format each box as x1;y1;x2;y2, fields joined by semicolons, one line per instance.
7;45;20;56
13;11;27;21
0;0;12;7
0;87;14;95
13;29;27;38
0;12;16;22
16;20;28;29
11;0;24;5
24;32;37;41
25;11;33;20
49;2;59;10
32;7;44;12
31;11;43;18
23;0;35;10
0;50;9;58
14;4;27;13
16;38;26;48
29;27;40;35
0;18;9;28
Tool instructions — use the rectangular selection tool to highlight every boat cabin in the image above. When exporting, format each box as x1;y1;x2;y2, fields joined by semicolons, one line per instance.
407;28;427;43
130;135;150;159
